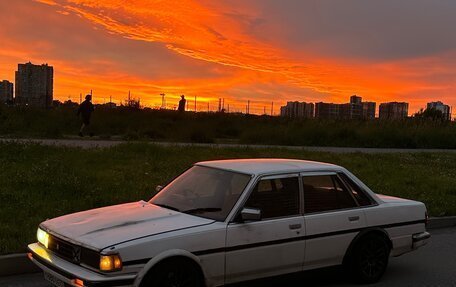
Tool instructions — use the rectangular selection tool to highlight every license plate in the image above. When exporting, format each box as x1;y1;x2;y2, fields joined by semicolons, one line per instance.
44;272;65;287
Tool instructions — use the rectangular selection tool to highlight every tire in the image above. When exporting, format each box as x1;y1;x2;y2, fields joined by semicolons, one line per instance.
347;234;391;284
140;258;204;287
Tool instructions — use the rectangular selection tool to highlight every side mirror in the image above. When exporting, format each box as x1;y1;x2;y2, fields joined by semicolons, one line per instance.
241;207;262;222
155;185;164;192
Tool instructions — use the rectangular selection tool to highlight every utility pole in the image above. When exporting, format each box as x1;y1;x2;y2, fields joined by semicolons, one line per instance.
264;106;266;115
271;102;274;116
207;102;210;112
160;93;166;109
194;95;197;112
79;93;82;104
247;100;250;115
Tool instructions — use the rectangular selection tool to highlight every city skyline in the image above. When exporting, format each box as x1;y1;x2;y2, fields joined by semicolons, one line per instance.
2;61;453;119
1;0;455;115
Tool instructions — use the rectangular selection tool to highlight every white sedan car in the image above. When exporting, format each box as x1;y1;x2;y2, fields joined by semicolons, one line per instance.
28;159;430;287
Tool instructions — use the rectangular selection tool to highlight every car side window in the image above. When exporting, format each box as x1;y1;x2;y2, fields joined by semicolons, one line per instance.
338;173;373;206
302;175;357;214
245;176;300;219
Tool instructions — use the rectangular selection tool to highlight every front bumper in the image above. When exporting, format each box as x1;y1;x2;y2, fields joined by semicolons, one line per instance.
412;231;431;249
28;243;136;287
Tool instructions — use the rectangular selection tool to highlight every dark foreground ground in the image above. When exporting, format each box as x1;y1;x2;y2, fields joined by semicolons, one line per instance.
1;227;455;287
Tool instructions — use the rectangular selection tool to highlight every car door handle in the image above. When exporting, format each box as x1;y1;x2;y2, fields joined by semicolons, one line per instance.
289;224;302;230
348;216;360;222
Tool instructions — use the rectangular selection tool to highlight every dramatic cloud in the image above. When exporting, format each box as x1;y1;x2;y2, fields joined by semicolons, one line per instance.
0;0;455;113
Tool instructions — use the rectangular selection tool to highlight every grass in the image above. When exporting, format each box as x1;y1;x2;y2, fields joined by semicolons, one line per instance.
1;142;456;255
1;105;456;148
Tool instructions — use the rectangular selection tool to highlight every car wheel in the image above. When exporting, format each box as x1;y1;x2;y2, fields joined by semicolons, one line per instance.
141;258;203;287
348;234;390;283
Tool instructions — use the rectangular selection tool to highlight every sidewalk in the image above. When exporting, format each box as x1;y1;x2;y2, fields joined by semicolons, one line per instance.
2;138;456;153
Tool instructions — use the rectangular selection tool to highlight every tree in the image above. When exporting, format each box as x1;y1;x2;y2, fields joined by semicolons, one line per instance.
414;108;445;121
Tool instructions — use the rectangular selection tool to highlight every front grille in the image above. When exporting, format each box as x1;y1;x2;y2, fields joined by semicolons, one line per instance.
48;234;99;269
48;235;80;263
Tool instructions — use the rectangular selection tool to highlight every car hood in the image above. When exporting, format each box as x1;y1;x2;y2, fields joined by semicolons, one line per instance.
41;201;215;250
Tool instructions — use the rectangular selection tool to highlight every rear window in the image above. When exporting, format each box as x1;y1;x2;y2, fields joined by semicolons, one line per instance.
302;175;357;214
338;173;373;206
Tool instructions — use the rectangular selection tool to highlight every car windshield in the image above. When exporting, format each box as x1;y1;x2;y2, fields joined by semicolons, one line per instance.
150;166;252;221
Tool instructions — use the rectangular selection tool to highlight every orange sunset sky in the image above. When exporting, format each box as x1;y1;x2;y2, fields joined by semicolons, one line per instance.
0;0;455;115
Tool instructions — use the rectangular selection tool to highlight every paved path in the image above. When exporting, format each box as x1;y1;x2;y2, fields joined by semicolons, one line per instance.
1;138;456;153
1;227;455;287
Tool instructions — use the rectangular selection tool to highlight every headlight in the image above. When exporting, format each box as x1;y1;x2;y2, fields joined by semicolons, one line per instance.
100;254;122;272
37;228;50;249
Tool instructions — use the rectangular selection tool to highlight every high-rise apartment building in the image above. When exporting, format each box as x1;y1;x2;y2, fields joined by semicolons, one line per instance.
426;101;451;121
15;62;53;108
316;96;376;120
280;101;314;118
315;102;342;119
0;80;13;104
362;102;376;119
379;102;409;120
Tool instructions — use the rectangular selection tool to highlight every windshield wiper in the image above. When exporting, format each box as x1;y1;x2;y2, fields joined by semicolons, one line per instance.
153;203;180;212
182;207;222;214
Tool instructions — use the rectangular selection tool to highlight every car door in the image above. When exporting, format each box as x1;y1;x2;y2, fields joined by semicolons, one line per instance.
302;172;367;269
225;174;305;284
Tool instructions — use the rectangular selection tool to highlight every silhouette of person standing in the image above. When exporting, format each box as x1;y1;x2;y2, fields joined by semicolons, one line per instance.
77;94;94;137
178;95;186;112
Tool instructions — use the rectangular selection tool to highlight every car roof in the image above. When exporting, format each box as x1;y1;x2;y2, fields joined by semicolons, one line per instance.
195;158;342;176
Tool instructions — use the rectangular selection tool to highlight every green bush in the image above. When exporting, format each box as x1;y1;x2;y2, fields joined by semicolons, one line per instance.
1;106;456;148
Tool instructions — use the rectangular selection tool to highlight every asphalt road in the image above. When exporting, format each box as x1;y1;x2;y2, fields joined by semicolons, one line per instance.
1;227;455;287
2;138;456;153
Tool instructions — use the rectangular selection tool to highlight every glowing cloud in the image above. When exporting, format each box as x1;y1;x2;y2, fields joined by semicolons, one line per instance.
0;0;455;114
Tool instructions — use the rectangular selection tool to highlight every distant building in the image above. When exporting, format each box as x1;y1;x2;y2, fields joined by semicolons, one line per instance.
0;80;13;104
426;101;451;121
349;95;362;119
15;62;54;108
280;101;314;118
379;102;409;120
339;103;352;119
350;95;362;105
362;102;376;119
315;102;340;119
315;95;376;120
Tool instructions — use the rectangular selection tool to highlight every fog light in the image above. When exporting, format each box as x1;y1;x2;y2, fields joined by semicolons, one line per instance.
100;254;122;271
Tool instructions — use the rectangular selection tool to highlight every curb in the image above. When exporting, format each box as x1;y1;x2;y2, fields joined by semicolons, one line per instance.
427;216;456;230
1;216;455;278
